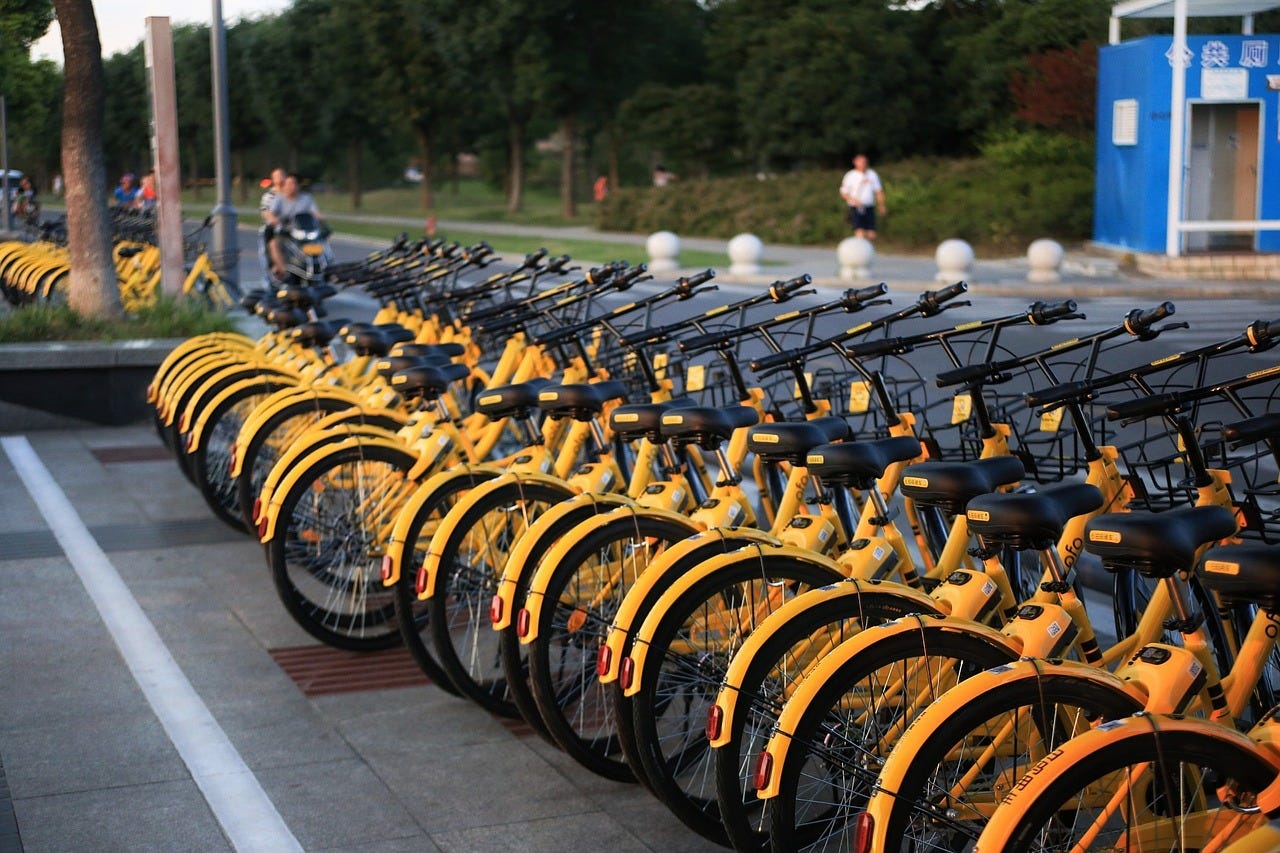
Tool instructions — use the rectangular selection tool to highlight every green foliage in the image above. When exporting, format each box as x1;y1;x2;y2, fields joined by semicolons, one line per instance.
0;296;236;342
979;129;1094;168
597;153;1094;254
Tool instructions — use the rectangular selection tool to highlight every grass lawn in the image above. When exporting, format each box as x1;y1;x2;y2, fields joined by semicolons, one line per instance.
327;218;737;270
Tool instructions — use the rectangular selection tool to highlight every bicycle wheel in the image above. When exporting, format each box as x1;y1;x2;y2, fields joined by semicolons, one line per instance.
628;556;845;846
270;443;417;650
497;497;648;745
876;665;1143;851
766;625;1019;852
236;399;399;529
193;378;293;533
428;479;575;717
527;513;698;782
986;719;1276;852
714;587;942;852
391;470;496;696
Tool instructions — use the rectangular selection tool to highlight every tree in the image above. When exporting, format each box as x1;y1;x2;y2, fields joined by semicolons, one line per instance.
1009;41;1097;136
52;0;120;317
102;45;147;177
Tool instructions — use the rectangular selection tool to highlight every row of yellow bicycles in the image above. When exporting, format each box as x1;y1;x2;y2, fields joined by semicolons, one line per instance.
0;209;237;311
150;236;1280;851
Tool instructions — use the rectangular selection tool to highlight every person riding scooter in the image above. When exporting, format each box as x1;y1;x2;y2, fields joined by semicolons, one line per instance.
265;173;329;282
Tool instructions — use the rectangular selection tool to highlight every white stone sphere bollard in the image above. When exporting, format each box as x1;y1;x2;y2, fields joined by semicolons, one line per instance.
935;238;974;282
727;233;763;276
1027;238;1064;283
646;231;681;273
837;236;875;281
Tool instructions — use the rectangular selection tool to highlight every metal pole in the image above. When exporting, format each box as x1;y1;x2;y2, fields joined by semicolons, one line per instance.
1;96;11;233
210;0;238;290
1166;0;1187;257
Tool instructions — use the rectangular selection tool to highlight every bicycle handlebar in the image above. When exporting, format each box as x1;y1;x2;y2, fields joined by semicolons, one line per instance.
1123;301;1175;338
1030;299;1081;325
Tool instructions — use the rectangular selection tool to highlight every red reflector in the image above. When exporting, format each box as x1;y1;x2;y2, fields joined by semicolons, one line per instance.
753;750;773;791
381;555;394;582
516;608;531;637
184;432;195;451
620;656;635;690
596;644;611;677
179;413;189;432
252;497;262;522
707;704;724;741
852;813;875;853
257;517;268;539
489;595;503;625
415;564;428;596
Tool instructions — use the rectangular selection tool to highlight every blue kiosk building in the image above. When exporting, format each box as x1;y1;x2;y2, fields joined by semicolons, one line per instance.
1098;1;1280;257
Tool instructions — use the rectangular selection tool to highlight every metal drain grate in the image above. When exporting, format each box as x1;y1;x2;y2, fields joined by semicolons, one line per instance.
90;445;173;465
269;644;432;696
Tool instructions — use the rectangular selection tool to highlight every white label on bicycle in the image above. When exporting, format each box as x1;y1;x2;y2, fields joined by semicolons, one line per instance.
873;545;886;561
819;528;830;543
599;469;612;489
981;579;995;597
686;364;706;392
1039;407;1063;433
672;488;684;505
849;381;871;414
1047;621;1061;637
437;434;449;447
1098;719;1126;731
951;394;972;424
1189;661;1202;677
728;503;741;522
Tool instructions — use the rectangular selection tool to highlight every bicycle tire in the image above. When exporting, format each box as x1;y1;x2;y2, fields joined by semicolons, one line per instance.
497;497;650;745
391;470;497;696
235;399;400;529
193;379;293;533
428;479;575;717
988;720;1275;852
527;513;698;782
714;586;944;852
629;556;845;846
270;442;417;650
766;626;1018;852
877;666;1143;851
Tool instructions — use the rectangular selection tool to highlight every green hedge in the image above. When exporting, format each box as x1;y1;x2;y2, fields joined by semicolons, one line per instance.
596;147;1094;254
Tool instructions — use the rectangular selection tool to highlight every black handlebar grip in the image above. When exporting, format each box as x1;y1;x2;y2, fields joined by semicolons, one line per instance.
770;274;812;300
679;269;716;290
1107;393;1179;421
521;248;548;269
845;337;905;359
848;282;889;304
545;254;573;274
1246;318;1280;348
935;362;992;388
1024;380;1089;409
1124;301;1175;336
1030;299;1078;325
919;281;969;316
749;350;796;373
616;263;649;285
678;330;727;354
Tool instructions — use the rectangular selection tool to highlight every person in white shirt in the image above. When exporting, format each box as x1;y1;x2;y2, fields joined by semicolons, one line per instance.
839;154;887;240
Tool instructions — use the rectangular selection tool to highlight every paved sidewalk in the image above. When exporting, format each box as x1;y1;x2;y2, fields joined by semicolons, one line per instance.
0;425;715;852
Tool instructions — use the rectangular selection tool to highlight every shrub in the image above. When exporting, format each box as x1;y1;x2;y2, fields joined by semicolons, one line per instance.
597;150;1094;255
0;296;237;343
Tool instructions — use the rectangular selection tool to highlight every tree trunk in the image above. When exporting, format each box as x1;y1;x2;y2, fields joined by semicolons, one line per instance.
416;127;433;211
506;119;524;214
53;0;120;318
560;114;576;220
347;140;362;210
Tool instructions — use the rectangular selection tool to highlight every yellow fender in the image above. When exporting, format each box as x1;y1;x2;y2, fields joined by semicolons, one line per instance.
150;334;250;401
229;386;366;477
863;656;1139;845
758;614;1017;799
597;525;784;683
252;414;408;522
708;576;938;749
258;433;415;542
153;335;258;407
380;463;507;586
490;491;637;631
974;714;1280;852
624;544;848;697
518;504;702;644
185;372;299;454
415;470;579;601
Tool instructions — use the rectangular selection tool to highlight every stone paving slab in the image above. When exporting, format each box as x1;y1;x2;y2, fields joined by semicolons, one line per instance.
0;425;713;851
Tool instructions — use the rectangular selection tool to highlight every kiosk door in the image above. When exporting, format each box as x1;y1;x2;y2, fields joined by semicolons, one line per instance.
1185;102;1260;251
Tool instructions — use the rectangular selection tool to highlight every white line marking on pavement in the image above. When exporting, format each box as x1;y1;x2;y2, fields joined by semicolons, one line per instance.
2;436;302;853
